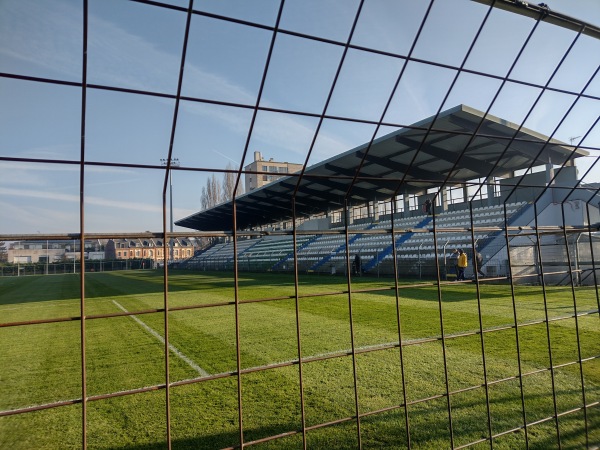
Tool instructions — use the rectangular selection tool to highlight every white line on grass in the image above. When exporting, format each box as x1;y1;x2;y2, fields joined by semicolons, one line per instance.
177;307;600;383
112;300;209;377
4;308;599;416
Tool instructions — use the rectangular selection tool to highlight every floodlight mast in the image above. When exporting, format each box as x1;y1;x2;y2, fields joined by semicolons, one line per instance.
160;158;180;264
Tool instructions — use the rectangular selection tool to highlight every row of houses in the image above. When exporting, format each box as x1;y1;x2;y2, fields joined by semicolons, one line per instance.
109;238;199;263
6;238;202;265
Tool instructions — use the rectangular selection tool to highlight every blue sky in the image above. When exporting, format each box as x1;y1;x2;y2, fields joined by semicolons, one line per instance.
0;0;599;234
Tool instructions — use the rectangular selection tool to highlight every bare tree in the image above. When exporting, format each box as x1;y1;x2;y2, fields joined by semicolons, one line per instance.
200;174;223;211
201;166;245;211
222;162;244;201
200;185;209;211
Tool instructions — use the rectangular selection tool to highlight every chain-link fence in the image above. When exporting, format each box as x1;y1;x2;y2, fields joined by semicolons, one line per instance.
1;1;599;449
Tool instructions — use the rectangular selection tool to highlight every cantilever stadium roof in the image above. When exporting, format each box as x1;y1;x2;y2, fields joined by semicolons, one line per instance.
176;104;588;231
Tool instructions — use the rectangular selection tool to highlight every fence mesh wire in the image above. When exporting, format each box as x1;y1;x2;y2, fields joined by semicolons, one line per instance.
1;0;599;448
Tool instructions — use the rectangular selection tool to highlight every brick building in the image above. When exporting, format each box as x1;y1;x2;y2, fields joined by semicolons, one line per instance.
111;237;199;265
244;151;302;191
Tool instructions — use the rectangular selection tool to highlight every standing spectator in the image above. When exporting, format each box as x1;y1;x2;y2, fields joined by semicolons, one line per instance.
424;198;432;215
457;249;468;281
354;254;362;275
449;249;459;279
473;250;485;278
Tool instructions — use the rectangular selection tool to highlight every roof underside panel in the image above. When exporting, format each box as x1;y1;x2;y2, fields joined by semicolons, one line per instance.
176;104;586;231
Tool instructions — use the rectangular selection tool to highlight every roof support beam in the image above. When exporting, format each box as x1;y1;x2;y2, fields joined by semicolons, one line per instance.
447;114;572;164
313;176;397;200
395;135;497;174
355;150;446;182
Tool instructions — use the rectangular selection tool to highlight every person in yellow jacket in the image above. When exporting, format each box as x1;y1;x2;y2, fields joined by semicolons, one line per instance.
457;249;468;281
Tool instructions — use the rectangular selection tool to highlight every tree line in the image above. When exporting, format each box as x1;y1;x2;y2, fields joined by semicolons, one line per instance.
200;162;245;211
0;241;7;263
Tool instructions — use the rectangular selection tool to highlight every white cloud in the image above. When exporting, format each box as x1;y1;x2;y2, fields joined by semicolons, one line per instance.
0;199;78;234
0;1;82;79
0;161;137;175
0;0;260;103
0;187;162;214
183;64;258;106
274;116;367;162
18;144;78;160
0;187;79;203
1;0;354;174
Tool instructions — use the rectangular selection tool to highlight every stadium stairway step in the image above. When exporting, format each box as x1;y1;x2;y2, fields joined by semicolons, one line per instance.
476;202;531;257
271;235;321;270
234;239;262;260
362;216;432;273
309;223;376;271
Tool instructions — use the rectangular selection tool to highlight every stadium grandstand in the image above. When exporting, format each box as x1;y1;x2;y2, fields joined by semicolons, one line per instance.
178;104;600;284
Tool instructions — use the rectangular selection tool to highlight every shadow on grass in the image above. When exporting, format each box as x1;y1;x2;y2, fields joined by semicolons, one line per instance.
365;278;518;303
97;395;596;450
1;270;351;305
0;269;588;308
99;419;390;450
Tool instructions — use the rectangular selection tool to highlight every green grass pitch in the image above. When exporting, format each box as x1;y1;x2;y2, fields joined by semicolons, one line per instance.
0;270;598;449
